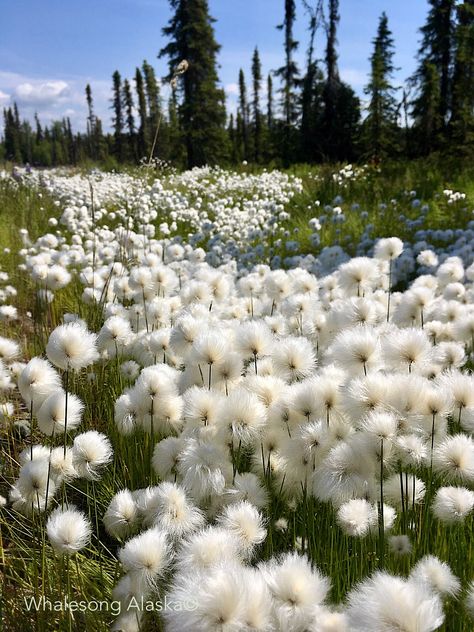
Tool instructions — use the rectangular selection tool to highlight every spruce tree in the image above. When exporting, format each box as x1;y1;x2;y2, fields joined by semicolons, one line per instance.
320;0;360;161
34;113;43;143
228;113;239;162
111;70;124;161
266;73;275;162
275;0;300;163
323;0;340;125
94;118;108;163
123;79;137;161
251;48;263;163
160;0;228;167
85;84;96;159
450;1;474;148
300;0;324;162
4;106;22;162
134;67;149;159
413;61;442;154
238;69;249;160
411;0;456;151
363;12;399;159
267;74;274;130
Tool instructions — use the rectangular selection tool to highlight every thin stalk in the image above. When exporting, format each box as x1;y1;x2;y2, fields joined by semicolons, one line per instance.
378;438;385;569
63;368;69;458
386;259;392;322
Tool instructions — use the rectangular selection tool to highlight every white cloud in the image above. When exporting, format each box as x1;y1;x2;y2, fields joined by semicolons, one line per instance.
0;70;113;132
14;80;70;106
340;68;367;89
225;82;239;95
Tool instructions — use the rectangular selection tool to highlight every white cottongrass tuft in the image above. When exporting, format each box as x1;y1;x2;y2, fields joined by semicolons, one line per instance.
140;482;205;538
18;357;62;412
72;431;113;480
17;458;56;509
163;563;248;632
409;555;461;597
374;237;404;261
217;500;266;557
346;570;444;631
272;336;316;382
175;526;242;572
118;527;171;584
260;552;330;632
432;486;474;523
432;434;474;483
389;534;412;556
46;506;91;555
37;390;84;436
177;438;232;502
103;489;139;539
336;499;377;537
46;322;99;370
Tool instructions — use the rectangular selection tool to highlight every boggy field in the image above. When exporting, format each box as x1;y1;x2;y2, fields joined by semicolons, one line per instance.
1;161;474;631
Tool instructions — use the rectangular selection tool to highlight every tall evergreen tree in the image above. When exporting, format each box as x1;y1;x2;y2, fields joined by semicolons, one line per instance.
134;67;149;159
85;84;96;159
34;113;43;143
238;69;249;160
3;106;22;162
251;48;263;163
160;0;228;167
275;0;300;162
450;1;474;148
320;0;360;160
142;61;161;158
123;79;137;161
94;117;108;162
363;13;399;159
267;74;274;130
300;0;324;162
111;70;124;161
65;117;75;164
411;0;456;150
228;113;239;162
323;0;340;121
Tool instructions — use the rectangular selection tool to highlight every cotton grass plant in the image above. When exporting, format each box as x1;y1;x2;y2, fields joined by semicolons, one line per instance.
2;165;474;630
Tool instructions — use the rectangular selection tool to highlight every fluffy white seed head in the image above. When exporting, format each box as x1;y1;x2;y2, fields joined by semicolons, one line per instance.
46;506;91;555
46;322;99;371
72;431;113;480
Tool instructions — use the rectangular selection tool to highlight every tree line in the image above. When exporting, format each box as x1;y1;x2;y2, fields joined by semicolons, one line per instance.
2;0;474;169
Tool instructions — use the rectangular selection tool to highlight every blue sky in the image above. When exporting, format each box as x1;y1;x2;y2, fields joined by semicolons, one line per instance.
0;0;428;132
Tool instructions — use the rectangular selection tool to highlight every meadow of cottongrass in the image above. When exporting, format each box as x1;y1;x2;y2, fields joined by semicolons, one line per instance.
1;162;474;630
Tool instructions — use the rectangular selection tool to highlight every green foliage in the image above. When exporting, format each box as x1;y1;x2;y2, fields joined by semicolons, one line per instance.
363;13;400;160
159;0;229;167
3;0;474;170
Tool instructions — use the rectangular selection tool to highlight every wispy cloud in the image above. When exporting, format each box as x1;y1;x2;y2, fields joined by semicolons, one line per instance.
225;82;238;95
340;68;367;89
0;70;112;132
